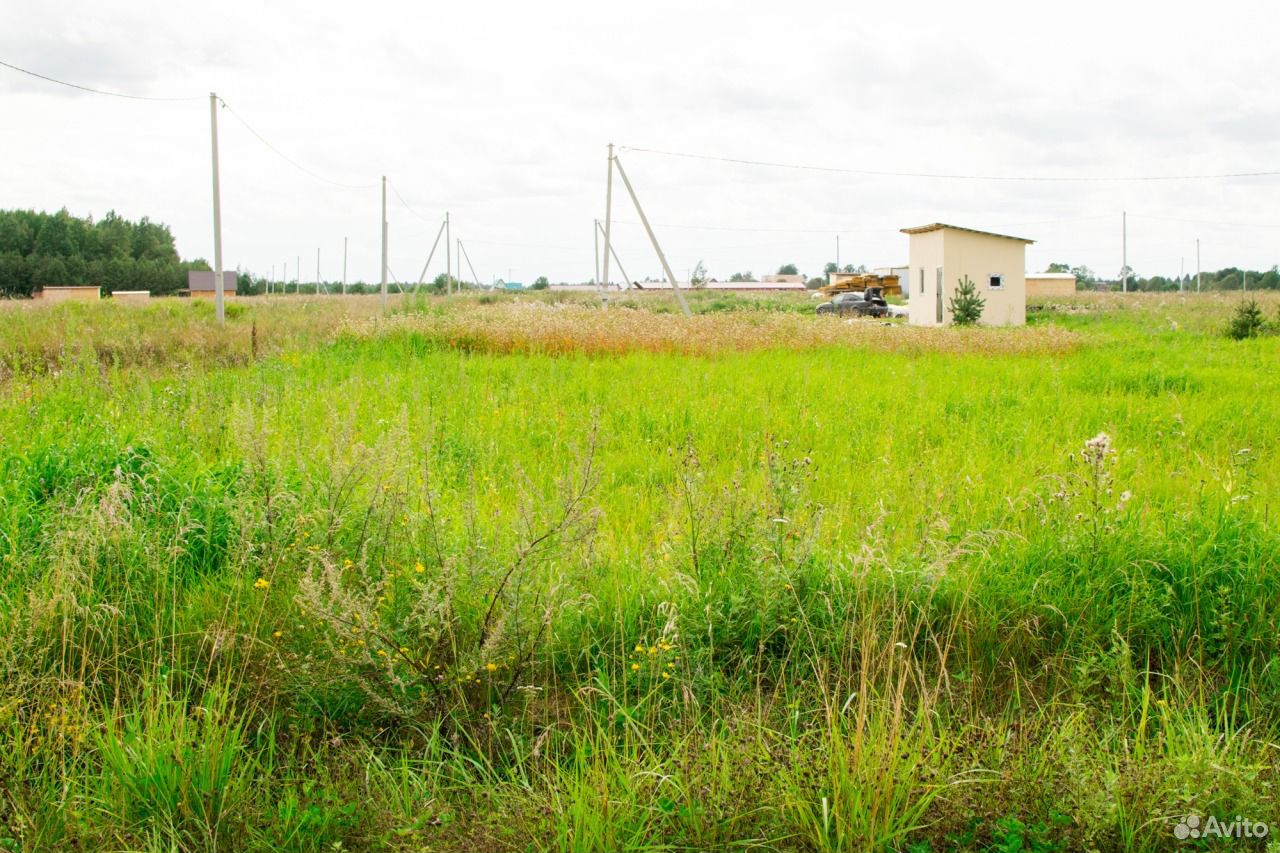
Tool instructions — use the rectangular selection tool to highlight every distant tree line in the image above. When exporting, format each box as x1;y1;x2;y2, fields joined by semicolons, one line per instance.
1045;261;1280;292
0;208;212;297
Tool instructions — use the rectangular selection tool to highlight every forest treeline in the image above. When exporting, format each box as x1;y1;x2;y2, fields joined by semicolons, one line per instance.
0;208;211;297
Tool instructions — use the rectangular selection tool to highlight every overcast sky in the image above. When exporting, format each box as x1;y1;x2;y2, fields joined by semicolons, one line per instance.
2;0;1278;284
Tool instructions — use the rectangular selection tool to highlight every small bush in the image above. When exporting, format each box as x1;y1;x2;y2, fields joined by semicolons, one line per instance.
949;275;985;326
1225;299;1270;339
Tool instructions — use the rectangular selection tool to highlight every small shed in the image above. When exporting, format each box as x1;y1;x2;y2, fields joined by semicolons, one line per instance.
38;285;101;303
187;270;237;298
112;290;152;304
1026;272;1076;298
901;223;1032;327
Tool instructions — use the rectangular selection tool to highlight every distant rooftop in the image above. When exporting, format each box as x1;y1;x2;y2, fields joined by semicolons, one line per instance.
900;223;1035;244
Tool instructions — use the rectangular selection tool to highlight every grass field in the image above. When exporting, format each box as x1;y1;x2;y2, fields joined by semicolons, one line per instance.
1;290;1278;852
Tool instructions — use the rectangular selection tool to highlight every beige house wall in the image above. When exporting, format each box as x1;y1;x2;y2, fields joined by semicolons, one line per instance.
906;230;945;326
38;286;101;303
907;229;1026;327
112;290;152;304
1026;275;1076;298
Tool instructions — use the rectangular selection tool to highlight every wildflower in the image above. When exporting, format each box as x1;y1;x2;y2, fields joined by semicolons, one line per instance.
377;649;388;657
662;672;671;679
631;663;640;672
343;558;353;568
253;578;270;590
485;662;498;672
399;647;410;655
272;630;283;639
1119;491;1132;503
414;562;426;574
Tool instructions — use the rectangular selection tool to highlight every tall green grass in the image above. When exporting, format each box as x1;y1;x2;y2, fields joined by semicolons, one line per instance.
0;294;1277;851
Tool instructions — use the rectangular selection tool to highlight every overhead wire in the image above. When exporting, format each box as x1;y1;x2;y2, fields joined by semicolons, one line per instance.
0;57;203;102
619;145;1280;183
218;99;378;190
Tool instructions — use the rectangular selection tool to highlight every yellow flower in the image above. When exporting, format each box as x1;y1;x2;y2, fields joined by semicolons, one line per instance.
399;647;410;655
253;578;270;590
631;663;640;672
377;649;388;657
272;630;283;639
414;562;425;574
343;559;353;568
485;662;498;672
661;672;671;679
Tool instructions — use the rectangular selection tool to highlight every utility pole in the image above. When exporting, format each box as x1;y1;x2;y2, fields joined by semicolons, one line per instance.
209;93;225;323
342;237;348;295
601;143;614;304
445;212;452;295
612;153;691;317
1121;211;1128;293
380;176;388;309
596;219;634;289
1196;238;1201;292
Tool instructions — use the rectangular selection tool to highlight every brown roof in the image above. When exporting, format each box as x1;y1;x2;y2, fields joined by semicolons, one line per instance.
900;223;1034;244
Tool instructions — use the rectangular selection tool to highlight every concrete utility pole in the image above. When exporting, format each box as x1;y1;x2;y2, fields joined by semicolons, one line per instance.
596;219;634;288
601;143;614;303
416;219;447;290
342;237;348;294
612;154;691;317
1121;211;1128;293
209;93;225;323
445;212;452;295
1196;239;1202;292
380;176;388;309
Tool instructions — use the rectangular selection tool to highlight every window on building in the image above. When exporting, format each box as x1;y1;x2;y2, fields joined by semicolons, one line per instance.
919;268;925;294
988;274;1004;290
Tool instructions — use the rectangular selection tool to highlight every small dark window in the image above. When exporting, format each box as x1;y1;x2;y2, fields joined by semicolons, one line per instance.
988;274;1004;290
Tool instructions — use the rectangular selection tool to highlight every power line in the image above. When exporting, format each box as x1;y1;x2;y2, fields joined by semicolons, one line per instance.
218;100;377;190
386;181;442;223
1129;212;1280;229
620;145;1280;183
0;57;202;102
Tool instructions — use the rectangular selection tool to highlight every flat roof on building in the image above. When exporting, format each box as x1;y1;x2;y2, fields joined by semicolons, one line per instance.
900;223;1035;244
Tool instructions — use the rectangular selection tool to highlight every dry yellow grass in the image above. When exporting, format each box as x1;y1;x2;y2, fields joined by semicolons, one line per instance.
347;300;1080;357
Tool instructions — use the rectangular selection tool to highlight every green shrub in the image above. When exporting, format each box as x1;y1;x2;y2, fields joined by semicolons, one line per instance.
949;275;985;326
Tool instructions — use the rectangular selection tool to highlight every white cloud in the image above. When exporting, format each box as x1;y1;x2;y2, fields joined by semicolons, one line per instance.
1;0;1277;283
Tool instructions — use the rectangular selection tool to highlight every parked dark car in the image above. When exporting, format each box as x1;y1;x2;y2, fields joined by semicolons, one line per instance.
816;286;889;318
